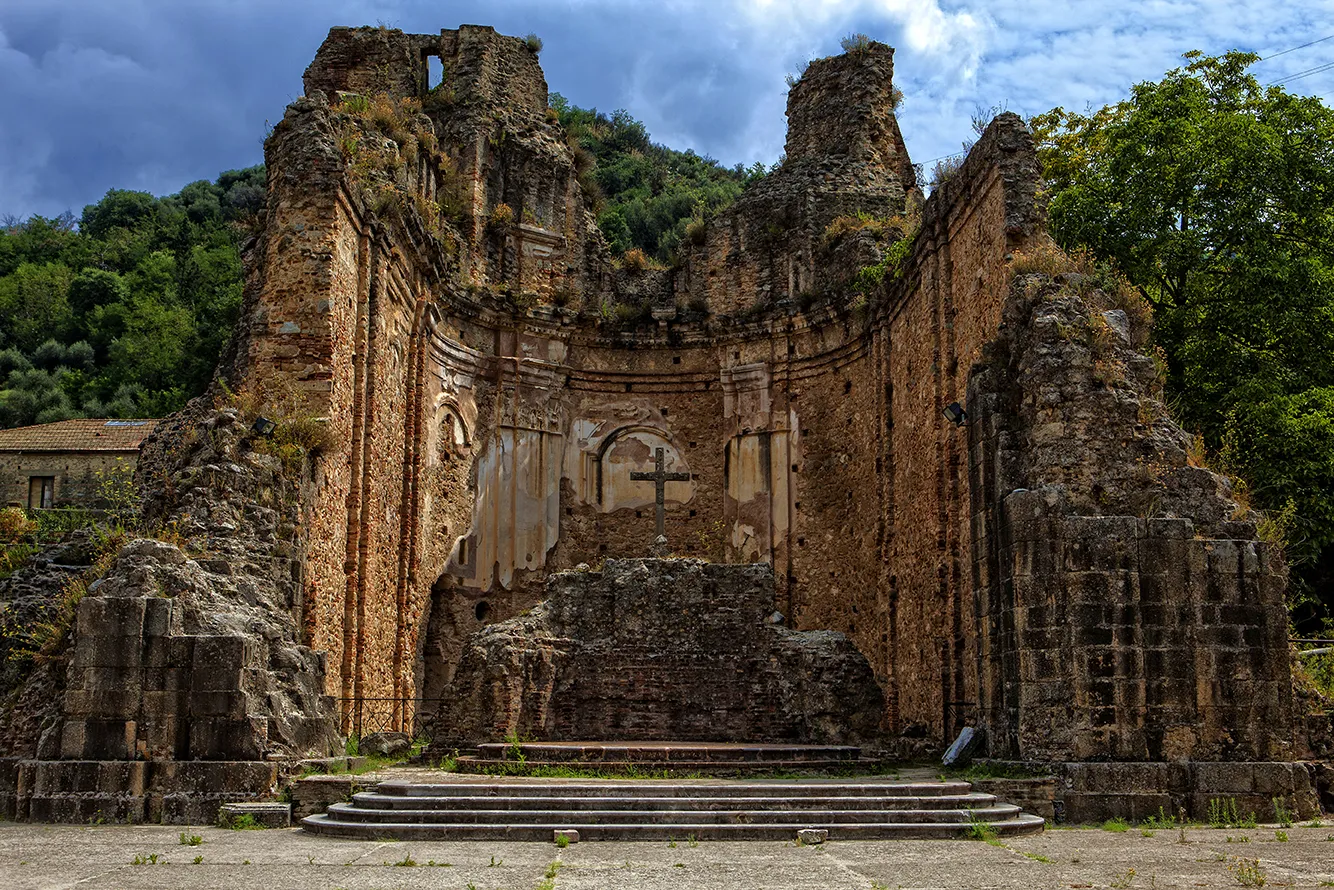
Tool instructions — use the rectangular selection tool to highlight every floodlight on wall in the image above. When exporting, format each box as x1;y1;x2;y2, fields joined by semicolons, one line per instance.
252;416;277;437
942;402;968;427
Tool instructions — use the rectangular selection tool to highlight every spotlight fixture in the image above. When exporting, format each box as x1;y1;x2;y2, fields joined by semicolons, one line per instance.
942;402;968;427
252;416;277;437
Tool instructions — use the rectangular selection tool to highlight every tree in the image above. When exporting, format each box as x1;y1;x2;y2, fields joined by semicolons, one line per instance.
1033;51;1334;619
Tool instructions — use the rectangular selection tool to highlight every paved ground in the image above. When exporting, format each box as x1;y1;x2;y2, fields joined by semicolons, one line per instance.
2;820;1333;889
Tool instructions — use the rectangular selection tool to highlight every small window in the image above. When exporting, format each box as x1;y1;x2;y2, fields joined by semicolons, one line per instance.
28;477;54;509
474;601;491;623
427;55;445;91
457;538;470;565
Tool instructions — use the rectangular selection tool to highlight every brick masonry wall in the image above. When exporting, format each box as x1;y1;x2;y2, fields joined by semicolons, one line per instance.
227;24;1298;767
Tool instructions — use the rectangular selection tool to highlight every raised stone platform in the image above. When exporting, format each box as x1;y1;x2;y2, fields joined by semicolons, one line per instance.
302;776;1045;841
435;560;886;747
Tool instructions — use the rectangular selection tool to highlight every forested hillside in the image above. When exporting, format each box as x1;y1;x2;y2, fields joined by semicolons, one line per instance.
0;167;264;427
550;94;767;260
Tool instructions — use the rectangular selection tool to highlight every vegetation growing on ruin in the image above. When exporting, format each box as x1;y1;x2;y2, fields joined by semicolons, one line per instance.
1033;50;1334;625
0;169;263;427
332;92;466;245
549;94;769;261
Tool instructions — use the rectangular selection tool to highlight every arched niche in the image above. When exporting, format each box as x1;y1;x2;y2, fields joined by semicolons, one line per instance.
595;425;695;513
429;396;472;465
415;572;494;717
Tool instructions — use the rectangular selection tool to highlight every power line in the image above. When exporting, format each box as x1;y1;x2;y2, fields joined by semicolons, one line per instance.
1269;60;1334;86
1259;33;1334;61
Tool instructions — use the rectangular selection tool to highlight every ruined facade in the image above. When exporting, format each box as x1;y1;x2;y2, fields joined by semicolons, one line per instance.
0;24;1321;822
234;25;1299;762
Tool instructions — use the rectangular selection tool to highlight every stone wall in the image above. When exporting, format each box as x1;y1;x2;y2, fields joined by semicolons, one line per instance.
0;451;136;508
437;559;885;745
967;270;1294;762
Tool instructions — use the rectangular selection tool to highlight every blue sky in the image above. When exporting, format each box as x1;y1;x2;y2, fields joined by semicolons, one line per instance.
2;0;1332;219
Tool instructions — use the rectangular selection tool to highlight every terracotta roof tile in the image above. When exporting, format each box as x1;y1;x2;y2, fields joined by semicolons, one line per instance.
0;419;159;452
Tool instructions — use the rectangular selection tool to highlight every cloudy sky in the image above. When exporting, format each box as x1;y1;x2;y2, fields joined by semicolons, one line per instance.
2;0;1332;219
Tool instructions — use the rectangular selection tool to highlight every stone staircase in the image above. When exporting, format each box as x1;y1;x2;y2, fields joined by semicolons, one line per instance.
453;741;881;776
302;776;1045;841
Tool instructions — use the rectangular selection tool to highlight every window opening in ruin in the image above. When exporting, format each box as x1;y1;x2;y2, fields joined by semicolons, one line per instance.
672;356;681;364
427;55;444;91
844;380;853;394
474;601;491;623
457;538;469;565
689;509;697;517
660;407;669;416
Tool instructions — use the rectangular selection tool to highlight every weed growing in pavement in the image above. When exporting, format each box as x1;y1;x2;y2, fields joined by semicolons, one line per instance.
1109;867;1137;888
1209;798;1258;829
178;832;203;846
1228;856;1266;886
1102;817;1130;833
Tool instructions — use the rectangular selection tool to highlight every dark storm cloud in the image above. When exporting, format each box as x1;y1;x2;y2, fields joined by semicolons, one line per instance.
2;0;1331;219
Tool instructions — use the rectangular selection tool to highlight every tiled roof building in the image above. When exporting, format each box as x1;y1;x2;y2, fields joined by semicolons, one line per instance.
0;419;157;508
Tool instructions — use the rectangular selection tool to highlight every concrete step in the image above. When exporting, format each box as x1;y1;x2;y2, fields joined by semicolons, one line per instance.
454;757;889;775
374;780;976;798
302;813;1047;841
348;790;1001;811
323;801;1023;825
302;777;1045;841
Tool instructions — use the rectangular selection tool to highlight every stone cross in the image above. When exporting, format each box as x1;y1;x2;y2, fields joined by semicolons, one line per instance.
630;447;692;543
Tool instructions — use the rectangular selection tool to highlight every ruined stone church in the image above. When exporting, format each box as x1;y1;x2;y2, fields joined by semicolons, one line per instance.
1;24;1324;823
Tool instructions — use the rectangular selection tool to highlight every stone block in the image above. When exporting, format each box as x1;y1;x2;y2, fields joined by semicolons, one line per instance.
219;801;291;828
1252;762;1300;795
189;717;268;760
191;636;255;689
1194;762;1255;794
142;597;175;636
144;636;194;670
289;774;374;819
360;731;412;756
61;719;137;760
189;691;252;719
70;635;144;670
796;828;828;844
553;828;580;844
77;596;145;638
1062;792;1173;824
26;793;148;824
